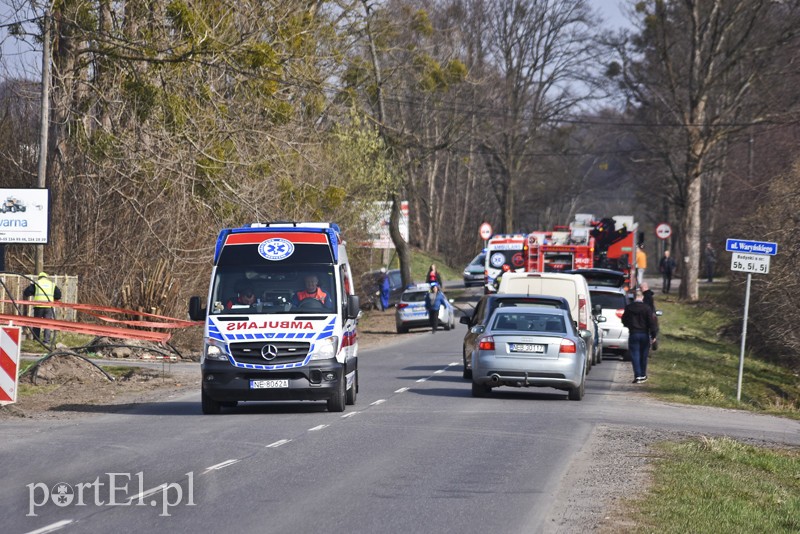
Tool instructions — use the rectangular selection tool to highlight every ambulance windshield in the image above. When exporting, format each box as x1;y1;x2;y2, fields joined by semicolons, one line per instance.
209;265;337;315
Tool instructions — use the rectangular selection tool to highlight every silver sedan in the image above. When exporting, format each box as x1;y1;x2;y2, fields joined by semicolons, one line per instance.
470;307;588;400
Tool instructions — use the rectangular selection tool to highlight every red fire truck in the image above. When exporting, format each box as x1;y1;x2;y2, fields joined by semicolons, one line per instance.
524;215;595;273
588;215;639;289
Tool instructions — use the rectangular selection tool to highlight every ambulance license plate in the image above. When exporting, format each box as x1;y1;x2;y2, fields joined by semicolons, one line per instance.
250;379;289;389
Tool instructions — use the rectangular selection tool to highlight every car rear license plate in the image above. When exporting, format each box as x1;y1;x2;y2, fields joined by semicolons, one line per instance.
510;343;546;353
250;379;289;389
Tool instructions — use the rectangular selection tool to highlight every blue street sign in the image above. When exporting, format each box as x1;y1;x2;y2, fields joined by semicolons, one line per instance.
725;238;778;255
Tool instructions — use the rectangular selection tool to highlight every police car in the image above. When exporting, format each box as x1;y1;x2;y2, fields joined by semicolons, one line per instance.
394;283;456;333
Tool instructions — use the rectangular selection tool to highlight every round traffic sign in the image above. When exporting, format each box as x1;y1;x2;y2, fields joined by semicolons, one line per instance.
655;223;672;240
479;222;493;240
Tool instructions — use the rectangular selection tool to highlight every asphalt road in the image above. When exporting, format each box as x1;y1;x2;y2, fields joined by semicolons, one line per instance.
2;287;798;534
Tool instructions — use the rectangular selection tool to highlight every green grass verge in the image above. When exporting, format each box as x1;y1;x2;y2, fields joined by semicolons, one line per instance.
631;437;800;533
648;289;800;419
387;248;466;286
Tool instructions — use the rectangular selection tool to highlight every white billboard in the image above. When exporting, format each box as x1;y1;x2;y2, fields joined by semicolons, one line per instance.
360;200;409;248
0;188;50;244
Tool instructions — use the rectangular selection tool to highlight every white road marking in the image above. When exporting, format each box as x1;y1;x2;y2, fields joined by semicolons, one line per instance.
203;459;240;473
416;378;427;383
341;411;359;418
127;484;167;504
394;387;409;393
25;520;74;534
434;369;444;374
308;424;329;432
266;439;292;448
448;362;459;366
370;399;386;406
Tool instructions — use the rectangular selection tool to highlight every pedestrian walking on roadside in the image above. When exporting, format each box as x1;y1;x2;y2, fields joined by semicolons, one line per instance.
640;281;656;314
635;244;647;288
703;242;717;283
621;289;658;384
424;282;446;333
426;264;443;289
659;250;676;293
23;272;62;345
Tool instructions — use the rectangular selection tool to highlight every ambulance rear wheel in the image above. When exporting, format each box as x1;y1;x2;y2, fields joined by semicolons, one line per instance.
201;389;221;415
345;370;357;405
328;371;347;412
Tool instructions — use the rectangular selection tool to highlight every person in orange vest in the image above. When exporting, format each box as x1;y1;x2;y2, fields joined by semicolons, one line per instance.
23;272;62;344
291;274;333;309
635;244;648;288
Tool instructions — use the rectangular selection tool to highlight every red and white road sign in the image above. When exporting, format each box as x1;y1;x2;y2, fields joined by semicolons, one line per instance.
0;325;21;405
655;223;672;240
479;222;493;240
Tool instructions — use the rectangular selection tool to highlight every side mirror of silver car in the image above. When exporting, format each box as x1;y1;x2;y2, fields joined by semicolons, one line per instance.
470;325;485;335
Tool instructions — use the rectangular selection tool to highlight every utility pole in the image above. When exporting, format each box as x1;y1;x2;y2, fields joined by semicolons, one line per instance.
35;5;51;275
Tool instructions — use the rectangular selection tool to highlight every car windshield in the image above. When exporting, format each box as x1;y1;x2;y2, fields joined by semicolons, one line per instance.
209;264;336;315
492;312;565;333
402;291;428;303
469;254;486;267
590;292;627;309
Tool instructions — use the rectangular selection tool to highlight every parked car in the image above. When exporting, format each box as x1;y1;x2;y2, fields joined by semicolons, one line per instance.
469;306;587;400
360;268;404;310
590;287;632;360
463;252;486;287
497;272;605;369
459;293;572;379
564;268;627;289
395;284;456;333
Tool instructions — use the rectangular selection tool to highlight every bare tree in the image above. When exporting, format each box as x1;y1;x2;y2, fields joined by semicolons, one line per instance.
477;0;598;233
613;0;800;300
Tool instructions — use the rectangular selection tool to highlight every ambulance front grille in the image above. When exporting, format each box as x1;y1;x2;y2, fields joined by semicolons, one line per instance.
230;341;310;365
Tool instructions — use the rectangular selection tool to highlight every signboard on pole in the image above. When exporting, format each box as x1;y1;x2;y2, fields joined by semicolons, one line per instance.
359;201;409;248
655;223;672;240
0;325;21;405
727;236;777;402
0;188;50;244
479;222;492;241
725;238;777;255
731;253;770;274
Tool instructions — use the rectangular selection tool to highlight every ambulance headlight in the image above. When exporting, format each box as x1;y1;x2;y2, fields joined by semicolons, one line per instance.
310;336;338;361
203;342;229;362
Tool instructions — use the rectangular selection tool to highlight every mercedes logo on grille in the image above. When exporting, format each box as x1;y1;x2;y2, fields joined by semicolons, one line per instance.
261;344;279;361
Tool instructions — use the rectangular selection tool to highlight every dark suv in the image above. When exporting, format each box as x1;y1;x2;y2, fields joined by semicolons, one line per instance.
460;293;572;379
359;269;404;311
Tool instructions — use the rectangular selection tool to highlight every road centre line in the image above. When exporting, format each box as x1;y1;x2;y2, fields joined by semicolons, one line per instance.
416;378;427;383
203;459;240;473
127;484;167;504
341;411;359;418
369;399;386;406
448;362;458;366
308;424;329;431
266;439;292;448
394;387;409;393
25;520;74;534
434;369;444;374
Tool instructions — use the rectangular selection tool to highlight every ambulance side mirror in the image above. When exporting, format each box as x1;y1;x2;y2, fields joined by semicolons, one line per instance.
346;294;360;320
188;296;206;321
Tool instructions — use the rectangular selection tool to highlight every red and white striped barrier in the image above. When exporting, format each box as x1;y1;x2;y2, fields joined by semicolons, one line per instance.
0;325;21;405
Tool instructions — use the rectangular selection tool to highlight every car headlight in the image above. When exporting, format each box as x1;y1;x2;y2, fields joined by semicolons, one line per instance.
202;341;229;362
310;336;339;361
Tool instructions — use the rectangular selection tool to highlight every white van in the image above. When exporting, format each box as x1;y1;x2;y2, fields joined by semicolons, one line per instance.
497;272;604;367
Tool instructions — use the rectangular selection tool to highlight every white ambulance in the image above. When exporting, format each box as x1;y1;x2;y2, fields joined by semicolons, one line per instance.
189;222;360;414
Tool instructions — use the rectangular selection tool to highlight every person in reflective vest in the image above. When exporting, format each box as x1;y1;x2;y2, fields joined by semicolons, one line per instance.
291;275;333;310
22;272;62;345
